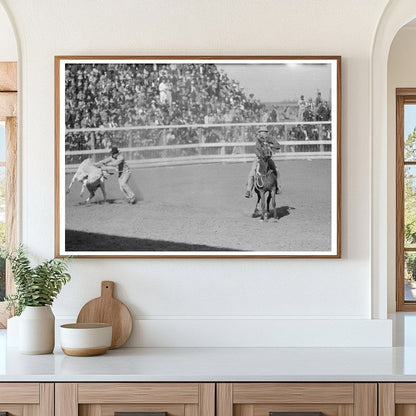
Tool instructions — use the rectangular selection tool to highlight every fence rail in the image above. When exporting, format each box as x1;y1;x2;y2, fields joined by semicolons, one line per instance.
65;140;332;171
64;121;333;171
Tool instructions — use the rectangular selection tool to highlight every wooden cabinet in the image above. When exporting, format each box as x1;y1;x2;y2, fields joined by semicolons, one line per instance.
0;383;53;416
379;383;416;416
217;383;377;416
0;380;411;416
55;383;215;416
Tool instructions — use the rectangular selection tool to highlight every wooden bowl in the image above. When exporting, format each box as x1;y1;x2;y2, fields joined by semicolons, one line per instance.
60;323;112;356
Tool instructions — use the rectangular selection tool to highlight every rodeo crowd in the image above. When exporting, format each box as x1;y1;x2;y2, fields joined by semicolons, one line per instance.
64;63;331;153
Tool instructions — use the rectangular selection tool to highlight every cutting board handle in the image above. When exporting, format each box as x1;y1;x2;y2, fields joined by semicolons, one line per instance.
101;281;115;298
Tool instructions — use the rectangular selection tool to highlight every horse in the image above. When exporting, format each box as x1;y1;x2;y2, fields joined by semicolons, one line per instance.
253;150;280;221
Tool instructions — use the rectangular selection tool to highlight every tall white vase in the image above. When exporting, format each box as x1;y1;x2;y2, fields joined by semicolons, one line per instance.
19;306;55;354
6;315;20;347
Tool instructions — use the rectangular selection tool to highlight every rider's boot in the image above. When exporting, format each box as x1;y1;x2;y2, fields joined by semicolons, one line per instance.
245;176;254;198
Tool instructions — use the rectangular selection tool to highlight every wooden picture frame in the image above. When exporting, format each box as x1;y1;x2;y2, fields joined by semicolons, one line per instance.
55;56;341;258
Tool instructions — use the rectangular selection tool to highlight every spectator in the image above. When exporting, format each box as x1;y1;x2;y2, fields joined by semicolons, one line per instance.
297;95;306;121
64;63;331;153
315;91;322;108
159;77;169;105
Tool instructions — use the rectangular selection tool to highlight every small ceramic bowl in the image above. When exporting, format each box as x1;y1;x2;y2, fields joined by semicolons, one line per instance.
60;323;112;356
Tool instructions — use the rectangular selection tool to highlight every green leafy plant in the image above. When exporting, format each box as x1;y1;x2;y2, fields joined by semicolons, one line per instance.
2;246;71;316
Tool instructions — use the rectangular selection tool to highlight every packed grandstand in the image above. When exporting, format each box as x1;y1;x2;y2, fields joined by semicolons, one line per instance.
64;63;332;156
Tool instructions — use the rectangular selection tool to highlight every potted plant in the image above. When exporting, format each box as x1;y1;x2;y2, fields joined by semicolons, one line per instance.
3;245;71;354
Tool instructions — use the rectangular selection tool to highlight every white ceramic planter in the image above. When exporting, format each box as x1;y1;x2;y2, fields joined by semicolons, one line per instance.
60;323;112;356
19;306;55;354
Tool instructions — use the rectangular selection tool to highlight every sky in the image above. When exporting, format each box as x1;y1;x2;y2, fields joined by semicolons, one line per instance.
216;63;332;103
405;104;416;139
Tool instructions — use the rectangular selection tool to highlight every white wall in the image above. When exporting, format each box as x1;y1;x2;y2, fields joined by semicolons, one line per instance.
387;26;416;312
0;2;16;61
0;0;394;347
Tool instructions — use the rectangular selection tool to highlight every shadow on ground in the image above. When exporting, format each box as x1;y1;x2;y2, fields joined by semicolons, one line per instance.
251;205;295;219
66;230;241;252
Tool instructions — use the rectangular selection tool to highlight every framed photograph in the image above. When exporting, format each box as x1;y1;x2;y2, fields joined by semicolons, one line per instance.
55;56;341;258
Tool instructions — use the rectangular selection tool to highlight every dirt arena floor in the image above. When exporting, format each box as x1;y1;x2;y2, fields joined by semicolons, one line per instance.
65;160;332;253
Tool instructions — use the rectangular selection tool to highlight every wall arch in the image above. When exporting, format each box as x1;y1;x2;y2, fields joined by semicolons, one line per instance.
371;0;416;318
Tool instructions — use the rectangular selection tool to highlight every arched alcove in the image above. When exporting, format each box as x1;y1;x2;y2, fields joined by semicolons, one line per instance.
371;1;416;318
387;21;416;314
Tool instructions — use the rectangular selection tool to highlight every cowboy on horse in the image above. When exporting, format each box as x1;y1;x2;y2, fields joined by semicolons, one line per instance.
244;126;281;198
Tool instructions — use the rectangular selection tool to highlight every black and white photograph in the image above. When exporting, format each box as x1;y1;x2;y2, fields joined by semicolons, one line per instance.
55;56;341;257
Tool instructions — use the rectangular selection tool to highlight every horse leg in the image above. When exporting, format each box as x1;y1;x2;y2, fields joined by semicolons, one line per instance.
261;191;267;221
271;188;277;220
252;190;261;218
275;169;282;194
266;192;272;216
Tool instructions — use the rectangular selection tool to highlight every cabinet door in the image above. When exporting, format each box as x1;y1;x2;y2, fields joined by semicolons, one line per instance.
379;383;416;416
217;383;377;416
0;383;53;416
55;383;215;416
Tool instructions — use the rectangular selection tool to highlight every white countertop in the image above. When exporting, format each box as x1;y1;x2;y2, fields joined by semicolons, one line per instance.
2;313;416;382
2;346;416;382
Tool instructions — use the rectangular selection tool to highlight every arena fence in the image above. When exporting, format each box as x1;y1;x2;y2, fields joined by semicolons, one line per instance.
64;121;333;171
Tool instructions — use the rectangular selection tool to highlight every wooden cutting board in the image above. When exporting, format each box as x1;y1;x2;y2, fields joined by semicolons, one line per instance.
76;281;133;349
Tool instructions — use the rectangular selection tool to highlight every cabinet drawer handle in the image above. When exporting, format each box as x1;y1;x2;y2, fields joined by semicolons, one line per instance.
115;412;168;416
270;413;323;416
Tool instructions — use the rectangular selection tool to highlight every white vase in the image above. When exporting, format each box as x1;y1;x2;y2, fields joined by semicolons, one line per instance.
19;306;55;354
6;315;20;348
